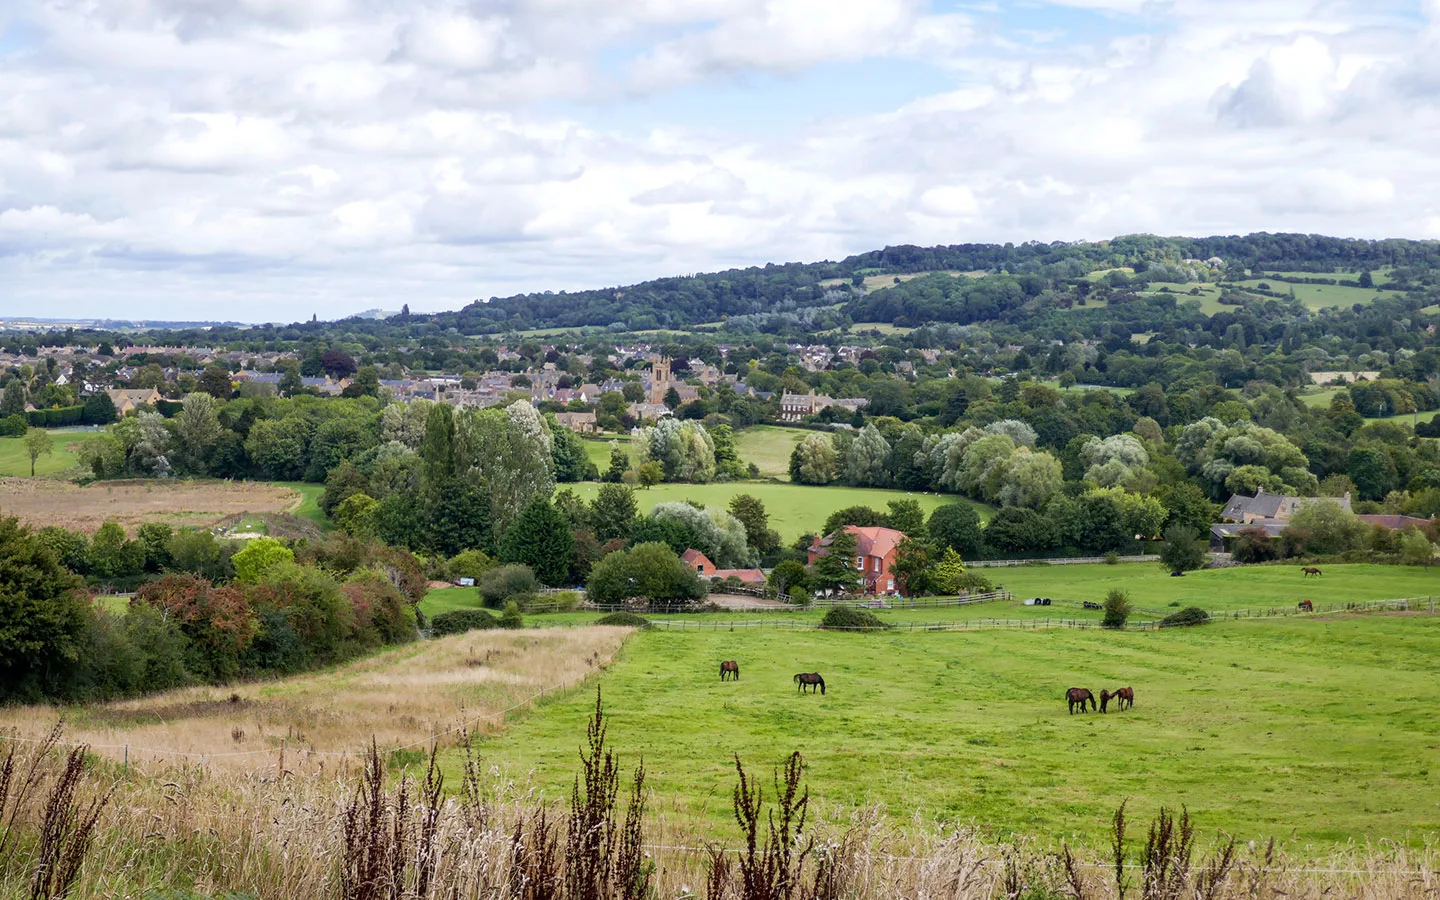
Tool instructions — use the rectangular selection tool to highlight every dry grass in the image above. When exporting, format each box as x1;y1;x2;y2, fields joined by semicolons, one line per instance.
0;627;629;772
0;478;300;533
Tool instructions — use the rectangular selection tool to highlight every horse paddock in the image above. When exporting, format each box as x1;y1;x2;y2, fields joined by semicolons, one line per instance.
465;613;1440;847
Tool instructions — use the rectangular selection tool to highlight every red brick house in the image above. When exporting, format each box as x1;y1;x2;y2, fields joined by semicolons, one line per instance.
681;549;767;588
808;525;905;594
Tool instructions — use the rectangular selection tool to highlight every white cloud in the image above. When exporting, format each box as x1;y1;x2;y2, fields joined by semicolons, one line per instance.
1;0;1438;320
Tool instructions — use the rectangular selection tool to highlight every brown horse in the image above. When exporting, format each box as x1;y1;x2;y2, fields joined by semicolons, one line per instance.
1113;686;1134;710
1297;599;1314;612
1066;687;1095;714
719;660;740;681
794;673;826;694
1302;567;1322;577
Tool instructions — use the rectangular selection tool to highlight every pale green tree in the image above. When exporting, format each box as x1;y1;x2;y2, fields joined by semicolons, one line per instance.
844;424;892;487
174;392;222;475
789;433;838;485
998;447;1063;509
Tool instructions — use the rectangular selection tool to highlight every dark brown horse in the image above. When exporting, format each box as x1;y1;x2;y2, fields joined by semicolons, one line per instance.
1100;686;1134;713
719;660;740;681
1297;599;1314;612
794;673;826;694
1302;567;1322;577
1066;687;1095;714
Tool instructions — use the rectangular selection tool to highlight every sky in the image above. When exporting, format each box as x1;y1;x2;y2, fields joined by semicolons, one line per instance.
1;0;1439;323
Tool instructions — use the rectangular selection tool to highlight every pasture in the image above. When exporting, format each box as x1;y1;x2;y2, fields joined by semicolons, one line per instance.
731;424;807;478
1230;278;1400;311
0;428;104;476
991;561;1440;613
559;481;985;541
579;435;629;472
467;614;1440;846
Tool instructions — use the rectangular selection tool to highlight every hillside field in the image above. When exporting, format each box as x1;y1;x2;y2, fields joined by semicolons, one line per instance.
465;614;1440;846
560;481;984;542
731;424;807;478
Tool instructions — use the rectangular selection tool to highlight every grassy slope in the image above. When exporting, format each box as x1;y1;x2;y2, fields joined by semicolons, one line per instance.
731;425;807;479
0;429;104;476
559;481;987;542
1231;279;1400;310
270;481;327;526
466;614;1440;845
580;435;629;472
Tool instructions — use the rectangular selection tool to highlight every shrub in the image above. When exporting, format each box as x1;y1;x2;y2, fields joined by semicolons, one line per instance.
953;570;993;593
1101;588;1132;629
594;611;651;627
819;605;892;630
478;564;538;608
429;608;500;636
447;549;497;581
1161;606;1210;627
1103;551;1120;565
499;600;525;630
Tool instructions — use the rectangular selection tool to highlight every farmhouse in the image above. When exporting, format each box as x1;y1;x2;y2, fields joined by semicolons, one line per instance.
779;390;870;422
554;411;598;433
808;525;905;594
679;549;766;588
1212;490;1358;551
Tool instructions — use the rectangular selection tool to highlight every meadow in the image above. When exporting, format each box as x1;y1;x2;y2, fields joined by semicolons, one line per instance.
560;480;983;541
0;478;301;532
466;614;1440;846
730;424;807;478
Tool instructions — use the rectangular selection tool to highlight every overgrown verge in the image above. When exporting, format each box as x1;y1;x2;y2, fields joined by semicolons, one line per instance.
819;605;893;630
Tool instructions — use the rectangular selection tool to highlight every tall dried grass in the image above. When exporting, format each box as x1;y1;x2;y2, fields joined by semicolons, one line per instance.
0;628;628;772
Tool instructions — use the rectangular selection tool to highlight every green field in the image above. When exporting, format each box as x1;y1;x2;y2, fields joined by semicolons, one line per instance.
989;561;1440;612
731;425;807;478
269;481;327;526
1298;388;1440;425
580;435;629;472
0;428;104;477
1231;279;1399;311
561;481;985;542
466;613;1440;846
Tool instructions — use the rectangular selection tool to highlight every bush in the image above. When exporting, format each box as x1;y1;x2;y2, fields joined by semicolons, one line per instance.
953;570;993;593
1102;588;1132;629
499;600;525;630
429;608;500;636
478;564;538;608
1160;606;1210;627
819;605;892;630
1103;551;1120;565
594;611;651;627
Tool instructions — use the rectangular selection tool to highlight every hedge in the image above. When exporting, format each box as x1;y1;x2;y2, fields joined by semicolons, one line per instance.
819;605;892;630
593;611;651;628
26;406;84;427
429;608;500;636
1160;606;1211;627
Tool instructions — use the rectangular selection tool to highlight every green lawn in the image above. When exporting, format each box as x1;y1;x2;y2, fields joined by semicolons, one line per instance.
464;614;1440;846
559;482;987;542
988;562;1440;613
0;428;104;476
731;425;808;479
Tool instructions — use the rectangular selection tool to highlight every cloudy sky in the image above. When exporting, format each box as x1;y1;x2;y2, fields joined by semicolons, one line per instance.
1;0;1437;323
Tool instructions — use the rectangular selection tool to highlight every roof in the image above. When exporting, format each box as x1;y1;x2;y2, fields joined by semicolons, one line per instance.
815;525;907;559
680;549;713;568
1210;523;1286;539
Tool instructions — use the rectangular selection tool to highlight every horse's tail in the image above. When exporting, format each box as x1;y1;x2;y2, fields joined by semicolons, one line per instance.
794;673;800;684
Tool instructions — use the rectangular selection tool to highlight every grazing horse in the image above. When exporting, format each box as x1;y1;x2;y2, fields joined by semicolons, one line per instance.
719;660;740;681
1098;688;1132;713
1066;687;1096;714
1302;567;1323;577
794;673;826;695
1297;599;1314;612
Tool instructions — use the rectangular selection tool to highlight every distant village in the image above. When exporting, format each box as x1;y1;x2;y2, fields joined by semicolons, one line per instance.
0;340;907;432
